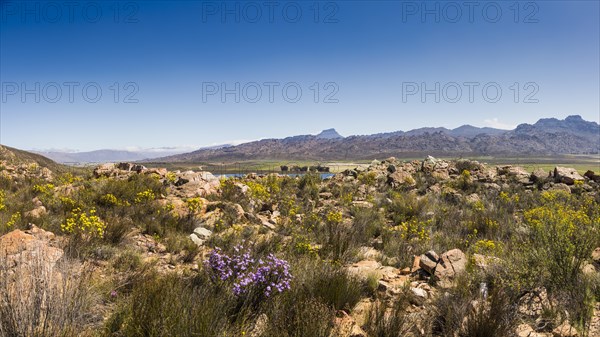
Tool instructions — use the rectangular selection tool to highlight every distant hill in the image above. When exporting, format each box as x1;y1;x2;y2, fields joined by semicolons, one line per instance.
0;145;65;174
152;116;599;162
35;145;233;164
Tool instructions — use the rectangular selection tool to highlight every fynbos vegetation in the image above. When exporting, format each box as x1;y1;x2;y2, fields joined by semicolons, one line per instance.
1;146;599;337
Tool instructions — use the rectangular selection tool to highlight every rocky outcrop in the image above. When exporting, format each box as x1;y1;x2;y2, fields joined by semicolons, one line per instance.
554;167;584;185
418;249;467;287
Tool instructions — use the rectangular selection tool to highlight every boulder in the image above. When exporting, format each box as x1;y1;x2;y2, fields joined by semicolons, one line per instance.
193;227;212;240
497;165;531;184
93;163;116;178
409;287;428;306
331;311;367;337
549;183;571;193
387;171;415;188
419;250;439;274
351;299;373;327
347;260;381;281
554;167;584;185
552;321;578;337
24;206;47;219
531;168;550;183
592;247;600;264
584;170;600;183
434;249;467;285
518;288;550;317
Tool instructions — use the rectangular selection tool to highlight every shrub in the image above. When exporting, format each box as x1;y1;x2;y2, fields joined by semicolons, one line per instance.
262;297;334;337
61;208;106;238
365;297;415;337
206;245;292;300
0;254;98;337
522;194;599;292
310;264;363;312
459;288;517;337
105;272;231;337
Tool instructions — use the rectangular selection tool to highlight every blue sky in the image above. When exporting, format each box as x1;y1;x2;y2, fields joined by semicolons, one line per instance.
1;0;599;151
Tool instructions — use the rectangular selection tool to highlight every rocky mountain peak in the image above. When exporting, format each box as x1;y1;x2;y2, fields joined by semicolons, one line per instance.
316;128;343;139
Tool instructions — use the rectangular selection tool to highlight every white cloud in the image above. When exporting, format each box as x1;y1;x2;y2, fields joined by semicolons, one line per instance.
483;118;516;130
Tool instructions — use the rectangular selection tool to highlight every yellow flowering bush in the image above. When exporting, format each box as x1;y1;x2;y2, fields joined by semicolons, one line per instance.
32;183;55;196
61;208;106;238
166;172;177;184
6;212;20;229
388;218;430;242
0;190;5;212
186;197;203;214
59;196;78;211
98;193;130;208
473;239;501;255
134;190;156;204
245;181;270;202
326;211;343;225
522;194;599;290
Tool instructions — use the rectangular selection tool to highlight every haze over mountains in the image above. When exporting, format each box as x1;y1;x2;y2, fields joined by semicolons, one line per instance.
35;145;233;164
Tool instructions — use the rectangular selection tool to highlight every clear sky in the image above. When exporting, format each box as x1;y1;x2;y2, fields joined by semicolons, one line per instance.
1;0;599;151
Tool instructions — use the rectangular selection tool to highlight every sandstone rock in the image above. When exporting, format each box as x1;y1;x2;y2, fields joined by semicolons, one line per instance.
189;234;204;246
584;170;600;183
518;288;550;317
387;171;415;188
582;263;597;275
549;183;571;193
472;254;501;271
24;205;47;218
532;168;551;183
465;193;481;204
554;167;584;185
347;260;381;281
193;227;212;240
592;247;600;265
250;314;269;337
351;299;373;327
358;247;382;261
411;255;421;272
93;163;116;178
0;227;62;264
319;192;333;199
434;249;467;286
552;321;578;337
351;201;373;208
331;311;367;337
419;250;439;275
409;287;428;306
421;155;440;172
32;197;43;207
516;323;551;337
498;165;531;184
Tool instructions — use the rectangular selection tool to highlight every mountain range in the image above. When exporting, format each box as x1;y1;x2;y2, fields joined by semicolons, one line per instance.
25;116;599;164
151;115;599;163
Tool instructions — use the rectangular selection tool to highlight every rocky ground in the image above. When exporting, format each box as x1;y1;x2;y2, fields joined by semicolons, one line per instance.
1;152;599;336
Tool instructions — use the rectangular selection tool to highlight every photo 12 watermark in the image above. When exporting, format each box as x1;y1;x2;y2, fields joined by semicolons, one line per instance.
402;82;539;103
0;1;139;24
200;1;339;24
202;82;339;103
400;1;539;24
1;82;140;103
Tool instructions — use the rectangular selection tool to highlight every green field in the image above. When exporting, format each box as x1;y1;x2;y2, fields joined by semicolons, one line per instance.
145;155;600;175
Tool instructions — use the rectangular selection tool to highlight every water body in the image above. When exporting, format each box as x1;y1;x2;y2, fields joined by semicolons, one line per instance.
215;173;335;179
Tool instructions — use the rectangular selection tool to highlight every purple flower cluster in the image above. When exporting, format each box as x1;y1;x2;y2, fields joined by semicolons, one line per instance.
206;245;292;298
